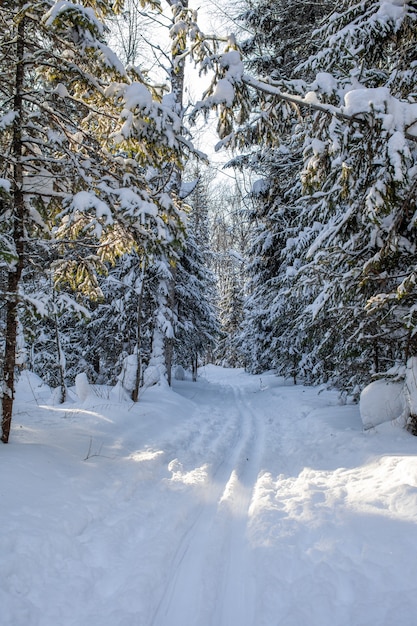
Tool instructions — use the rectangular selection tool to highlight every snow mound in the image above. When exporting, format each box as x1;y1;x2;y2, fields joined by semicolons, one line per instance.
143;365;160;387
15;370;51;403
75;372;91;402
174;365;186;381
360;379;406;429
118;354;138;394
405;357;417;415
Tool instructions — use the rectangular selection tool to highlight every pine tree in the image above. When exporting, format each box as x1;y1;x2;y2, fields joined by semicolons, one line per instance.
287;0;417;389
174;170;219;380
238;0;332;79
0;0;187;441
213;0;417;391
229;0;324;379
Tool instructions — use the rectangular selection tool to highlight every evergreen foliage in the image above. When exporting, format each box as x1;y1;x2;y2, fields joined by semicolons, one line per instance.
174;169;219;380
0;0;203;440
3;0;417;443
233;0;417;391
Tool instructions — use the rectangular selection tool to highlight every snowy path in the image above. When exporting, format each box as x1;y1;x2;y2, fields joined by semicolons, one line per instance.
2;365;417;626
151;385;263;626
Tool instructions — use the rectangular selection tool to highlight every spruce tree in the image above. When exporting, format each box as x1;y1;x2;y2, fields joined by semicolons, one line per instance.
0;0;187;441
174;170;219;380
288;0;417;388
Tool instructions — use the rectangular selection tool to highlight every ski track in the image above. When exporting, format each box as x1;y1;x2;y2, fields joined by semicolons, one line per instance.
150;383;266;626
7;368;417;626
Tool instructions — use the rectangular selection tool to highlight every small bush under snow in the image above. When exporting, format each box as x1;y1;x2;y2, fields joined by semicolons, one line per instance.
359;379;406;430
143;365;160;387
75;372;91;402
174;365;186;381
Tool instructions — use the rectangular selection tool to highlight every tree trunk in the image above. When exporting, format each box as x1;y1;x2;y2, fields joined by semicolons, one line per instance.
1;10;25;443
192;354;198;382
373;339;379;373
164;264;177;387
131;266;146;402
54;313;67;404
163;0;187;386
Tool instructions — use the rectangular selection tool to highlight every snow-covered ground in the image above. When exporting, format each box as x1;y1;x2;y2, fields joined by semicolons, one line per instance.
2;365;417;626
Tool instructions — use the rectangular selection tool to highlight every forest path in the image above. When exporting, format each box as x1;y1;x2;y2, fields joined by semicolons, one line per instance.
148;367;344;626
150;380;265;626
5;366;417;626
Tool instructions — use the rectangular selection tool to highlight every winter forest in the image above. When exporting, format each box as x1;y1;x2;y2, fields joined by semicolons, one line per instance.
3;2;417;624
2;0;417;442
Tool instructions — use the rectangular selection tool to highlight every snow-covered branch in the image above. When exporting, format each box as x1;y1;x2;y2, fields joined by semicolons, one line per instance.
241;74;417;142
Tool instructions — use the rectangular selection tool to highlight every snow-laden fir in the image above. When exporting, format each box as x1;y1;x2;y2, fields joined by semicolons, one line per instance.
2;365;417;626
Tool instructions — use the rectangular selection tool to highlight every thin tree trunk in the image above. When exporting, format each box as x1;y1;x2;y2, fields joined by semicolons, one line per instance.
373;339;379;373
2;10;25;443
54;313;67;404
405;327;413;364
132;265;146;402
164;264;177;387
192;354;197;382
163;0;187;386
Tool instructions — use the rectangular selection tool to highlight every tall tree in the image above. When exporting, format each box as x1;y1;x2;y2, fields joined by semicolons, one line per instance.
174;169;219;379
106;0;230;386
0;0;187;442
220;0;324;377
285;0;417;388
207;0;417;392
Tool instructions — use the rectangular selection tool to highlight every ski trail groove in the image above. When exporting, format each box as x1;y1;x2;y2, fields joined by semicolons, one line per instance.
214;386;264;626
150;382;265;626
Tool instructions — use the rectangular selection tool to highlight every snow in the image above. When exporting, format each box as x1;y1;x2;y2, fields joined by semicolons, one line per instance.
122;83;153;113
405;357;417;415
303;90;321;105
311;138;327;155
2;365;417;626
344;87;388;116
377;0;406;22
96;43;126;77
252;178;269;196
342;87;414;138
75;372;92;402
212;78;235;107
179;178;199;200
220;50;244;81
69;190;113;224
360;359;417;429
174;364;186;381
360;378;406;429
311;72;338;95
44;1;104;36
116;188;158;219
53;83;69;99
0;111;17;130
0;177;11;192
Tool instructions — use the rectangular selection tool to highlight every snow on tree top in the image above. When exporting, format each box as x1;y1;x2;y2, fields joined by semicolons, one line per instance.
212;79;235;107
311;72;338;96
70;191;113;224
122;83;153;113
342;87;417;137
220;51;244;82
44;1;104;36
0;111;17;130
377;0;407;22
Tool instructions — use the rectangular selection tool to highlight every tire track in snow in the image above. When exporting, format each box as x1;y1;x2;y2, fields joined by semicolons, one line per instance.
150;383;265;626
